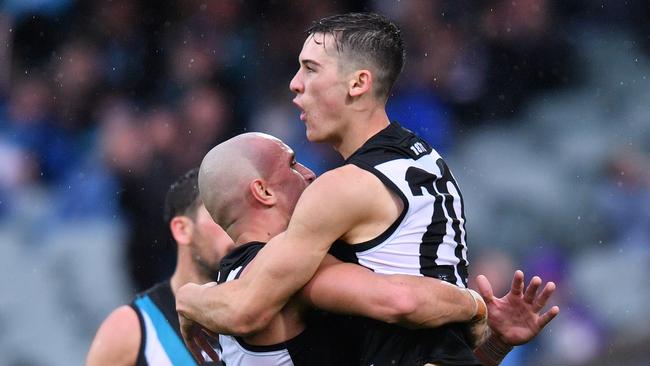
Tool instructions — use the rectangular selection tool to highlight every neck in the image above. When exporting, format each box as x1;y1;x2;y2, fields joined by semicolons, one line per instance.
335;106;390;160
228;210;287;246
170;248;214;296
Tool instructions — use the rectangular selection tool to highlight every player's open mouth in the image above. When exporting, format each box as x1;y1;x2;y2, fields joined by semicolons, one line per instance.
293;99;306;121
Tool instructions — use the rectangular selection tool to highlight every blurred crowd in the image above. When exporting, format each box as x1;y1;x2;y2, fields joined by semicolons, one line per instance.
1;1;649;365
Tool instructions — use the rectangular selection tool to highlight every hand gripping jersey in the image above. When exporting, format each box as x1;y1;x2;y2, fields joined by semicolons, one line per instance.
217;242;354;366
131;281;222;366
330;121;480;366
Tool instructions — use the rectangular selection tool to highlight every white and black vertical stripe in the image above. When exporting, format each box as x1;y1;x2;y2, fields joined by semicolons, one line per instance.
346;152;468;288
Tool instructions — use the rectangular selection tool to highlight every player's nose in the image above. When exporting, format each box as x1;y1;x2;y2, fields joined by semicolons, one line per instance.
297;163;316;183
289;70;303;94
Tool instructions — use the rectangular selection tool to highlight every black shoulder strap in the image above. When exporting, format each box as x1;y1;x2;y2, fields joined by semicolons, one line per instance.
129;302;148;366
348;121;433;164
217;242;265;284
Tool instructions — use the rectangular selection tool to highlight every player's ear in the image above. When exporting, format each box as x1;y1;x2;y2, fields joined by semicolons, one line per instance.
170;216;193;246
349;69;372;97
249;178;277;207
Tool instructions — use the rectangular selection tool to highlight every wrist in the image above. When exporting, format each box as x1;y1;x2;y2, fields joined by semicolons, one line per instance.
489;333;513;350
475;334;514;366
489;334;513;350
486;334;514;362
466;289;487;323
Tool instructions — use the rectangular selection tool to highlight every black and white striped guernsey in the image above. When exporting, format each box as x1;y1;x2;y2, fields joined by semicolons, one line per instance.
330;121;480;366
331;121;469;287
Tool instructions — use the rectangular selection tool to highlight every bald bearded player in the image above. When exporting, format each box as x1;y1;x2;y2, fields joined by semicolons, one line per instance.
177;133;489;365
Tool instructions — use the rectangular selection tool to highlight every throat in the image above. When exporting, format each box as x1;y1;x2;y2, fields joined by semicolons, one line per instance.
338;116;390;159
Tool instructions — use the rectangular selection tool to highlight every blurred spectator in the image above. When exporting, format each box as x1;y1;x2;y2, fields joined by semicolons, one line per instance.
0;13;12;96
88;0;148;92
2;0;72;19
51;37;103;131
466;0;577;122
175;83;234;170
385;1;457;153
1;76;76;184
597;147;650;249
378;0;484;152
97;96;173;291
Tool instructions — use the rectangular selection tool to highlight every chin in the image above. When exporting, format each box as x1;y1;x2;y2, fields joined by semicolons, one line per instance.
305;129;324;143
305;130;317;142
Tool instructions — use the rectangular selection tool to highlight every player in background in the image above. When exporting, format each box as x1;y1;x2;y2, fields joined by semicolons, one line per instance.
87;168;233;366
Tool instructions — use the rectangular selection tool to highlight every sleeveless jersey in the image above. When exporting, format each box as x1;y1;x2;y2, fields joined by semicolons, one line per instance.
131;281;222;366
330;121;480;365
217;242;354;366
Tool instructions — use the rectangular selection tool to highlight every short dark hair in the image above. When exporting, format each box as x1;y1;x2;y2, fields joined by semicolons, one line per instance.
307;12;405;100
163;168;202;223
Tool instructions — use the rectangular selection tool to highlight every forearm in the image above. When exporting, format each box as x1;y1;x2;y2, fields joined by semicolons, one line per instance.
177;240;323;336
388;275;478;328
302;259;480;328
474;333;513;366
176;282;256;336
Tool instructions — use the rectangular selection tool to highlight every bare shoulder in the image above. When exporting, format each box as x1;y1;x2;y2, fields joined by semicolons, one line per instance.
290;164;399;243
103;305;140;332
86;305;140;366
322;164;397;206
309;164;384;197
294;164;384;216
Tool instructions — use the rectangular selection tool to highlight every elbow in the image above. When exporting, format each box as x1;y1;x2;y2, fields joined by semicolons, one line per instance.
228;305;273;337
227;313;257;337
382;282;419;325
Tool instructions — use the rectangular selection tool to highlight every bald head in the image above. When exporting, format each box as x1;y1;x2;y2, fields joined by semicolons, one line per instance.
198;133;286;228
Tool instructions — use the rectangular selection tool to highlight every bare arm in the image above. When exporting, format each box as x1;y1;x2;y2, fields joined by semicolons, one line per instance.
300;254;485;328
86;306;140;366
177;168;363;335
473;270;560;366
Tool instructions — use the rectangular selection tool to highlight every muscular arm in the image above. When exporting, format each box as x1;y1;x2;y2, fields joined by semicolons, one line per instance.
300;254;483;328
86;306;140;366
176;167;378;336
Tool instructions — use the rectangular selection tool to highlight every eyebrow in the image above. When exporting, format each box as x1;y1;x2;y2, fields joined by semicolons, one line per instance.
300;59;321;69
